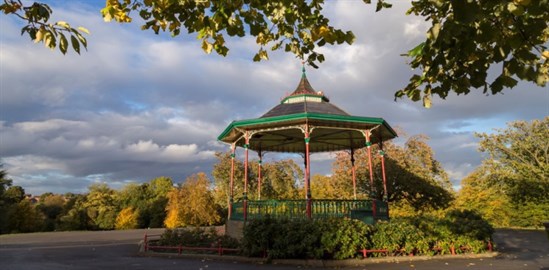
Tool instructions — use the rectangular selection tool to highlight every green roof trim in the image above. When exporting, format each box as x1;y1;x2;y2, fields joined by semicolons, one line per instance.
217;112;397;141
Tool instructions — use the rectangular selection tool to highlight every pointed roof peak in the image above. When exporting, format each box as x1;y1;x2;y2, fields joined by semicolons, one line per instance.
290;63;319;96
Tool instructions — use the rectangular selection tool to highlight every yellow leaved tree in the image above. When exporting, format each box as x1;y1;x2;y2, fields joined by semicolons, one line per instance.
165;173;220;228
115;207;139;230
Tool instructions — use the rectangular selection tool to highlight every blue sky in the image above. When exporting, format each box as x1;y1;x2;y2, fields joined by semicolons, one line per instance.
1;1;547;195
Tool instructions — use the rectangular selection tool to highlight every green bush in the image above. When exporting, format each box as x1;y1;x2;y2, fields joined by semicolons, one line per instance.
509;202;549;228
158;227;239;248
444;209;494;241
320;218;373;259
233;212;495;260
406;215;455;255
371;219;430;255
385;211;493;255
241;217;371;260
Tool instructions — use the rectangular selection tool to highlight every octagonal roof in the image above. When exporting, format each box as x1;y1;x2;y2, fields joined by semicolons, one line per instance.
218;69;397;153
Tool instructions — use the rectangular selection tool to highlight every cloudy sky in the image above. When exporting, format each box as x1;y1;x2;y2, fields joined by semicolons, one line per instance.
1;1;547;195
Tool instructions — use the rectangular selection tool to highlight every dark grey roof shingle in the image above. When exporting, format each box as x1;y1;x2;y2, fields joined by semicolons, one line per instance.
260;73;349;118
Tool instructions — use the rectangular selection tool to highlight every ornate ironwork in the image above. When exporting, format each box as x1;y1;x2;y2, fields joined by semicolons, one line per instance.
230;199;388;224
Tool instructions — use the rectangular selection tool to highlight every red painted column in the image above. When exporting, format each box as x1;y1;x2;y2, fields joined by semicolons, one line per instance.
257;151;262;200
243;133;250;221
365;131;377;219
380;149;388;202
304;127;312;219
351;148;357;200
229;143;236;218
380;148;388;219
379;140;389;219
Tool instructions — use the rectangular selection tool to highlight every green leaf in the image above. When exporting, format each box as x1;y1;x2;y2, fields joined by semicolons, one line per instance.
201;39;213;54
77;26;90;35
409;89;421;102
258;49;269;60
70;35;80;54
423;86;432;108
344;31;355;44
56;21;70;29
100;7;113;22
490;75;517;94
407;42;425;57
451;0;478;23
429;23;441;40
43;30;55;49
75;32;87;49
375;0;392;12
59;33;68;55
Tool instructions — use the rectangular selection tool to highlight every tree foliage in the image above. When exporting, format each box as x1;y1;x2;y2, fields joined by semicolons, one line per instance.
115;206;140;230
6;199;44;233
56;193;91;231
0;0;89;54
455;165;513;227
330;135;453;212
165;172;220;228
83;183;118;230
398;0;548;107
0;166;42;234
457;117;549;228
212;151;303;208
117;176;173;228
4;1;545;105
37;193;66;231
212;151;245;209
476;117;548;204
250;159;302;200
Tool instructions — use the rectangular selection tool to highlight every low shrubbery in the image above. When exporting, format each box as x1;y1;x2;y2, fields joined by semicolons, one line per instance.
157;227;239;249
372;210;493;256
153;210;493;260
240;217;372;259
240;209;494;260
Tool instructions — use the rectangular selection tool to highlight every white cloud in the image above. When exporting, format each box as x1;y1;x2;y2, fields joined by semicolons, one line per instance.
404;19;426;40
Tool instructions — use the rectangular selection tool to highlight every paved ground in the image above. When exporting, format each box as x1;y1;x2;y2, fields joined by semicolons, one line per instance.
0;228;548;269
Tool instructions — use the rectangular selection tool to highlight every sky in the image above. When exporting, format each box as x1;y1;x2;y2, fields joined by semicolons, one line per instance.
1;1;547;195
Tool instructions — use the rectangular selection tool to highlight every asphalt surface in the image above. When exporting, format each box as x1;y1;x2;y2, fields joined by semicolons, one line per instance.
0;228;548;270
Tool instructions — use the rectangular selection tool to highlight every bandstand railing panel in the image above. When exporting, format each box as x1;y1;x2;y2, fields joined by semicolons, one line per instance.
230;199;388;224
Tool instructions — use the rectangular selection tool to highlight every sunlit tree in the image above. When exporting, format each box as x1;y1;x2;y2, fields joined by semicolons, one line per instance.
83;183;118;230
331;134;453;212
115;207;140;230
165;173;220;228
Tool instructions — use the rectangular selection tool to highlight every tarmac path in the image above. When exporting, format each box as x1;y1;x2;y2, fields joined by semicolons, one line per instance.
0;228;547;270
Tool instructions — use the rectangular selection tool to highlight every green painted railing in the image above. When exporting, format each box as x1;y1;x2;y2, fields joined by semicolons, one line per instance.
230;199;388;224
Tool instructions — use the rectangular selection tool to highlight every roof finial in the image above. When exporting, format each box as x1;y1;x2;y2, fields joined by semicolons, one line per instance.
301;61;306;78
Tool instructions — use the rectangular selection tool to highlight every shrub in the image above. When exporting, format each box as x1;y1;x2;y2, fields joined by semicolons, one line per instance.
393;211;494;255
371;219;430;256
230;212;495;260
444;209;494;241
320;218;372;259
241;217;371;260
158;227;239;249
240;216;279;257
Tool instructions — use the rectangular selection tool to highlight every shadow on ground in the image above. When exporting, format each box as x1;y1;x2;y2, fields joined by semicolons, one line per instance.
493;228;549;267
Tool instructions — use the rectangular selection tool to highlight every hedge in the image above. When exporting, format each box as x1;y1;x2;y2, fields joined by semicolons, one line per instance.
240;209;494;259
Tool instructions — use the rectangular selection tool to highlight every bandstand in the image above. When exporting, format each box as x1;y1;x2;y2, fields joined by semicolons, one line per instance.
218;67;397;224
